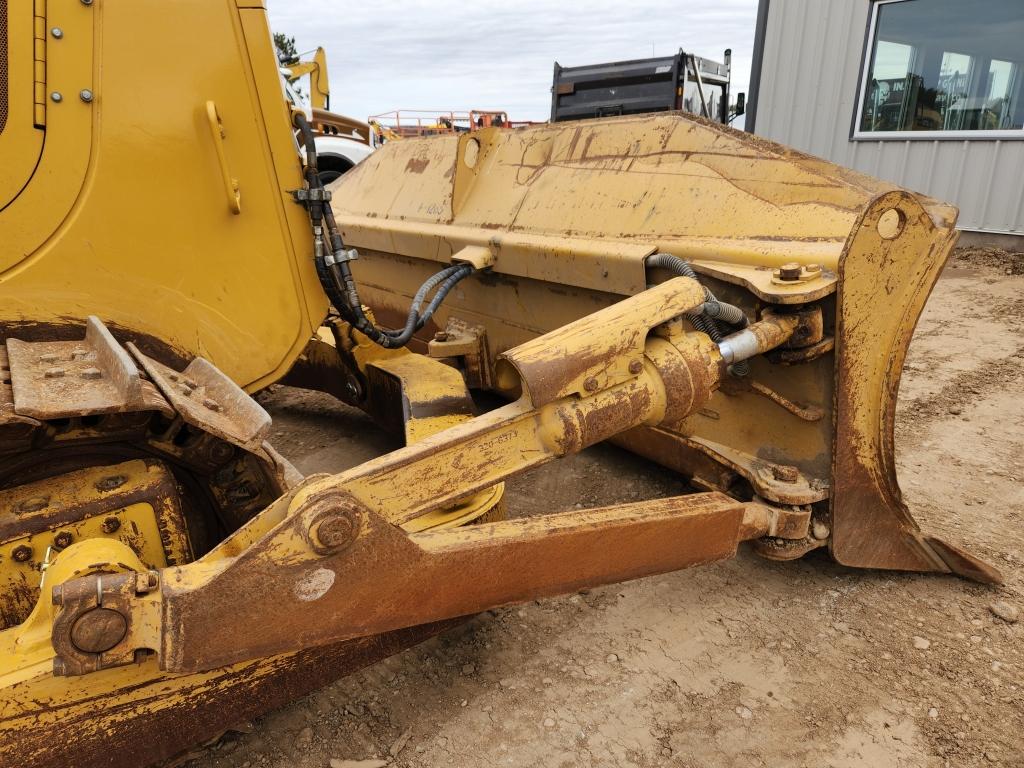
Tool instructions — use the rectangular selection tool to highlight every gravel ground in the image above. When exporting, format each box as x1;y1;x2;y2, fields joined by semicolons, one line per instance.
188;247;1024;768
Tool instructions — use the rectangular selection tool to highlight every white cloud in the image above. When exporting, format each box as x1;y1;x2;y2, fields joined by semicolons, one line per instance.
268;0;759;124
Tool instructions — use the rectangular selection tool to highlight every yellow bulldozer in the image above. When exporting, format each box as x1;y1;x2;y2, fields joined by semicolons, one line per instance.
0;2;1001;766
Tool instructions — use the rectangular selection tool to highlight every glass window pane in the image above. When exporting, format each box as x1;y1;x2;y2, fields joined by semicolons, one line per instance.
859;0;1024;134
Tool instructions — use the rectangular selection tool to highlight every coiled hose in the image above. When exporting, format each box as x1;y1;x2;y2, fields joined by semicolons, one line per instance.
294;113;473;349
645;253;750;376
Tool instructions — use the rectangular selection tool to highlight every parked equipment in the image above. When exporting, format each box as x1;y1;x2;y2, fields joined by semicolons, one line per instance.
551;48;741;124
0;3;998;767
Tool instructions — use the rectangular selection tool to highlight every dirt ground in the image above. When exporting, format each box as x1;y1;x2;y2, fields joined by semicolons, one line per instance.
189;247;1023;768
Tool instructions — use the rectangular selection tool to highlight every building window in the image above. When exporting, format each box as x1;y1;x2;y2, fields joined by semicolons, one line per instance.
855;0;1024;139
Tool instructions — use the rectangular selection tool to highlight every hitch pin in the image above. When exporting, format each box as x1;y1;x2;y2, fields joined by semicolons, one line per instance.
38;545;55;590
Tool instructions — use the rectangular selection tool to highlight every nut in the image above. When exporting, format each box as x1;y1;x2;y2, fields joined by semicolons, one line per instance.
778;263;802;282
53;531;74;549
12;545;32;563
101;516;121;534
770;464;800;483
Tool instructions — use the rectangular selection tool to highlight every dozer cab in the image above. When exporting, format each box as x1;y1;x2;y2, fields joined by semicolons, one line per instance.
0;2;1000;766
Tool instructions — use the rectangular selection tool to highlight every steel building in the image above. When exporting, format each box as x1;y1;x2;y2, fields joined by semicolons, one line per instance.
747;0;1024;243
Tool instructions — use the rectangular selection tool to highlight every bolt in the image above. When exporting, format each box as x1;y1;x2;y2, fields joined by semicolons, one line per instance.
40;353;60;363
44;367;65;379
434;331;449;342
101;516;121;534
344;380;360;400
805;263;822;274
53;531;73;550
770;464;800;483
95;474;127;492
71;348;89;360
51;92;63;103
12;545;32;563
16;496;50;513
583;376;599;392
70;607;127;654
628;360;643;375
51;27;64;38
179;384;193;397
166;372;179;382
202;397;221;412
313;514;357;552
183;377;199;389
80;367;102;380
79;89;94;103
778;263;802;282
80;0;93;5
812;520;831;541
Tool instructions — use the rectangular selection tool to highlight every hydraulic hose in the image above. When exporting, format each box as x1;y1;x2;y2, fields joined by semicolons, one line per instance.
646;253;750;375
293;112;474;350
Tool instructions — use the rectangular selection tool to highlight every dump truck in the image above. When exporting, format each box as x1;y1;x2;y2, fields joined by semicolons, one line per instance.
551;48;741;124
0;2;1000;767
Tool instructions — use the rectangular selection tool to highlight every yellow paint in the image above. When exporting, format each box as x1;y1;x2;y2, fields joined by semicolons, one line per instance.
0;0;326;392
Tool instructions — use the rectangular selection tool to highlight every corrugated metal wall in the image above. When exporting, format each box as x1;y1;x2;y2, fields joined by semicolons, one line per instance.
751;0;1024;234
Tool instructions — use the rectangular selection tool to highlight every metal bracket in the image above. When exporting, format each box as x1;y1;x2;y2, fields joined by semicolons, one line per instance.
324;248;359;266
290;187;333;204
52;569;161;676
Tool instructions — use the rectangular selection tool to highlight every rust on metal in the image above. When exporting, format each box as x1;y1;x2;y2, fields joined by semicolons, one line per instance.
162;492;746;673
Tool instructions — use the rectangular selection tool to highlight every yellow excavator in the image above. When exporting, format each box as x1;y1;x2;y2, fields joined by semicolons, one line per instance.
0;2;1000;767
282;45;331;111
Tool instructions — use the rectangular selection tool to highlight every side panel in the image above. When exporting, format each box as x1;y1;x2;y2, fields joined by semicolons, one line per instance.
0;0;325;390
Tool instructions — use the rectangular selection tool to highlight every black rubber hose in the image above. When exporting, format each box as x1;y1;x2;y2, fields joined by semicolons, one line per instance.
294;112;474;349
646;253;750;375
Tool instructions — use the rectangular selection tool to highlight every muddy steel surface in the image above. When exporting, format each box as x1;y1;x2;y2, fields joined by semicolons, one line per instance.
187;249;1023;768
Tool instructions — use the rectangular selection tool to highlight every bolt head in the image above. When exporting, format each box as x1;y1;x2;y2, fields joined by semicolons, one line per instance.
50;27;64;38
44;367;65;378
202;397;221;412
583;376;600;392
101;516;121;534
314;515;356;551
95;474;127;492
80;367;102;380
778;263;802;282
628;360;643;375
12;545;32;563
79;89;94;103
53;531;73;549
50;92;63;103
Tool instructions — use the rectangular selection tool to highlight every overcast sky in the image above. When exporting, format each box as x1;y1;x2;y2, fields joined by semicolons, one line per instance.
267;0;759;124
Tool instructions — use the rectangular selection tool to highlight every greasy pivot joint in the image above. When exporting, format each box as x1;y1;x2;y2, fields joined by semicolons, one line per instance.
51;570;159;677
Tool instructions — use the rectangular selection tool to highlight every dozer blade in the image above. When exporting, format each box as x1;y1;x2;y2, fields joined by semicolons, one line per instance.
329;113;1001;584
